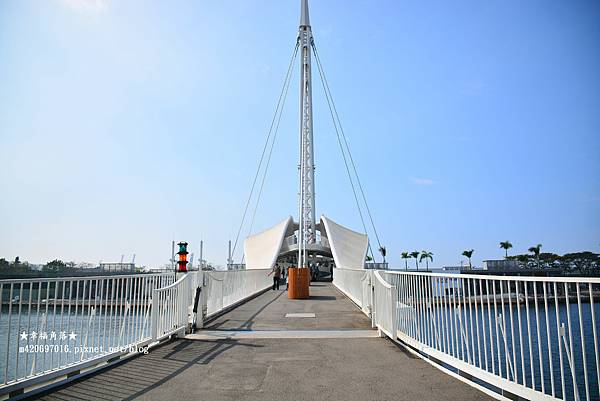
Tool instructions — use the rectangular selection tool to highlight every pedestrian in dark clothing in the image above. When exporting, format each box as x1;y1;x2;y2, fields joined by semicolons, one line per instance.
268;264;282;290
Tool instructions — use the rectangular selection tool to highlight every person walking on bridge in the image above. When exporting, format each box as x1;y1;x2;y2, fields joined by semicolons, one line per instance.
268;264;282;290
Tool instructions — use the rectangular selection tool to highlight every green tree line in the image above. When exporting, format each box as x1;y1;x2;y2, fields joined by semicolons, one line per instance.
0;257;78;273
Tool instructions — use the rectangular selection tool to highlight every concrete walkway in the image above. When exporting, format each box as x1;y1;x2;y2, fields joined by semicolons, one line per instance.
33;283;493;401
203;282;372;331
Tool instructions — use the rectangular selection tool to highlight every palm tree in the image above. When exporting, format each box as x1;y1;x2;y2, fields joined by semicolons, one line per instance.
365;254;373;262
379;246;387;263
410;251;420;270
528;244;542;269
499;241;513;259
462;249;474;269
401;252;411;270
420;251;433;271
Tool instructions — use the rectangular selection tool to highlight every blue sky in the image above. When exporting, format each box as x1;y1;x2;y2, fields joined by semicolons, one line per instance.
1;0;599;269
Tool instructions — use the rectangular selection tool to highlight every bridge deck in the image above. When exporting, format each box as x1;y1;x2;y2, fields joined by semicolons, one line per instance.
203;282;372;331
34;283;492;401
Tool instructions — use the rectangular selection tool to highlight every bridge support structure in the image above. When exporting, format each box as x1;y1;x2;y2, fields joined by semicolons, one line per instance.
293;0;314;299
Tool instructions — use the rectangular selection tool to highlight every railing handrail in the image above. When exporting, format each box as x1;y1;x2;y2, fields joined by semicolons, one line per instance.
383;269;600;283
373;270;392;289
205;268;271;281
0;272;175;284
208;268;271;273
154;273;189;291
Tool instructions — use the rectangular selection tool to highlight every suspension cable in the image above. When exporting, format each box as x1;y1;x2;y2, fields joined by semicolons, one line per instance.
311;41;377;261
312;41;383;257
247;42;299;238
231;41;300;261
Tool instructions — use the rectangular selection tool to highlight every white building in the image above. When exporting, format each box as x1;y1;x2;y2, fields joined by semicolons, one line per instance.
99;262;135;273
482;260;519;271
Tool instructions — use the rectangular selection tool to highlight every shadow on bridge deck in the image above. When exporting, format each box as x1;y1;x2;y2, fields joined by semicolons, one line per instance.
32;283;492;401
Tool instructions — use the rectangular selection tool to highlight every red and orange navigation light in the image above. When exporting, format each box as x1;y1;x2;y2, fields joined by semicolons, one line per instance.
177;242;188;273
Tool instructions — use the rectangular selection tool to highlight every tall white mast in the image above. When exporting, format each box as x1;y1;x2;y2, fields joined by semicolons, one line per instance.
298;0;316;268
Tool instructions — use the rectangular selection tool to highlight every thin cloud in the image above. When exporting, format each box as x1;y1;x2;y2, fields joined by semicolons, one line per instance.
411;177;436;186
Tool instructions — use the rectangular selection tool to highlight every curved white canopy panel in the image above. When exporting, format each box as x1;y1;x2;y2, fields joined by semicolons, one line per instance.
321;215;368;270
244;216;293;269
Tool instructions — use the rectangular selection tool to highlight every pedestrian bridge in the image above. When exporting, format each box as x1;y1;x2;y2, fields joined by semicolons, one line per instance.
0;269;598;400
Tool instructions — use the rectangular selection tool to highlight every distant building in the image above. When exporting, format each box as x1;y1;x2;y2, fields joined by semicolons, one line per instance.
482;260;519;271
28;264;44;271
146;266;173;273
364;262;389;270
441;266;462;273
99;262;135;272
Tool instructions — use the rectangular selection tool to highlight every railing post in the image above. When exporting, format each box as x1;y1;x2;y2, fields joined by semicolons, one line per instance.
151;289;158;341
371;274;376;329
391;285;398;339
200;271;208;326
367;271;373;318
179;277;191;337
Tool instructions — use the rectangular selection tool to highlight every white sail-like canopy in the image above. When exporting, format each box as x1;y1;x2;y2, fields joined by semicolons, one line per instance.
244;216;294;269
320;215;368;270
243;214;368;270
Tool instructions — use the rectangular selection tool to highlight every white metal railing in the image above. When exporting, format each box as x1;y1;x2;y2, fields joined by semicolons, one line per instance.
373;271;397;338
151;273;191;341
204;269;272;317
0;268;273;397
226;263;247;270
333;269;600;401
382;271;600;401
0;273;176;393
283;235;298;247
332;267;371;315
282;235;330;249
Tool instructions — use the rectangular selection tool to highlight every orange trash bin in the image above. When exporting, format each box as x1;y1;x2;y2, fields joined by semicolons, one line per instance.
288;267;310;299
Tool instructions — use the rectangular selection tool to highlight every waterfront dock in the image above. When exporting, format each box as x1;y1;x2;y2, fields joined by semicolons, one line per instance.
31;283;491;401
